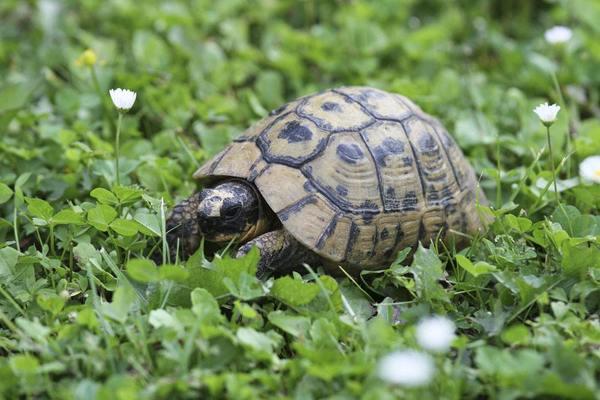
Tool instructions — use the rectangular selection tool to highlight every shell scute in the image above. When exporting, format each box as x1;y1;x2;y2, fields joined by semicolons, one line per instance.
335;87;414;121
302;132;383;213
297;91;374;132
257;113;329;167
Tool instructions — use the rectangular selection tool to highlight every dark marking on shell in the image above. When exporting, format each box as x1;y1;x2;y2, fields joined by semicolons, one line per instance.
321;102;342;112
430;124;463;191
303;181;317;193
384;187;401;210
269;103;288;116
344;222;360;259
460;211;468;233
372;137;405;167
278;121;313;143
402;156;413;167
401;191;418;211
257;124;329;168
360;199;379;211
336;143;364;164
401;118;427;201
417;218;426;244
297;92;376;133
354;88;384;106
277;195;318;221
315;214;340;249
427;189;440;203
361;202;379;223
369;226;379;257
235;111;294;143
380;227;389;240
207;146;233;175
247;158;267;182
419;133;438;155
357;130;386;212
333;88;415;124
385;223;405;258
336;185;349;197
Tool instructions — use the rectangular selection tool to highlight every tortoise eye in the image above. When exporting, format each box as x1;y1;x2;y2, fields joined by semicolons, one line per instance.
222;205;242;219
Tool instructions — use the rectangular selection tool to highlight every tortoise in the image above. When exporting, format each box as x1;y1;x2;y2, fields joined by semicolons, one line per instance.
166;86;487;277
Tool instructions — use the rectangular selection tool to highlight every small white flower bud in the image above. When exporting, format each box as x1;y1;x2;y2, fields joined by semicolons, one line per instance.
109;88;137;111
533;102;560;126
377;350;435;387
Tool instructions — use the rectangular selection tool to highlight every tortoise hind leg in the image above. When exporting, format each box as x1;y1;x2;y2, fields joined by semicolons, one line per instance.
236;229;320;278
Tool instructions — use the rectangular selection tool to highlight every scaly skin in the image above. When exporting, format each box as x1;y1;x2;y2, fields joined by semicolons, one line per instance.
165;192;204;260
236;229;320;278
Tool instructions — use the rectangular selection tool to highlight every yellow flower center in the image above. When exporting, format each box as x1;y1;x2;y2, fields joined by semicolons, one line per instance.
594;169;600;178
75;49;97;67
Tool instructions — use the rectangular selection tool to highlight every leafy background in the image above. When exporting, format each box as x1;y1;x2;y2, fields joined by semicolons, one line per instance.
0;0;599;398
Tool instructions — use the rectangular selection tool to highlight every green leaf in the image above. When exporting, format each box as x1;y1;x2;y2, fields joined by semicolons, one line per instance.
222;273;264;300
16;318;50;343
553;206;600;237
191;288;222;325
0;247;19;277
501;324;531;345
110;218;139;237
134;211;161;236
0;183;13;204
90;188;118;205
236;327;276;357
159;264;190;282
126;259;159;283
113;186;143;204
268;311;311;338
271;276;320;306
410;244;449;303
100;284;137;323
73;242;101;267
36;292;65;315
148;309;182;332
456;255;497;277
9;355;39;376
87;204;118;231
561;243;600;278
133;30;171;70
504;214;533;232
52;209;85;225
26;197;54;221
0;82;36;114
476;347;545;381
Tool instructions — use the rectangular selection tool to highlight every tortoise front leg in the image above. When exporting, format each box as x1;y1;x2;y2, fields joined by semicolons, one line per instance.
236;229;319;278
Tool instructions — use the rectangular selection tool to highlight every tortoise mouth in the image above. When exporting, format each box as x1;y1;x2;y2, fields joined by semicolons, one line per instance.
165;215;201;262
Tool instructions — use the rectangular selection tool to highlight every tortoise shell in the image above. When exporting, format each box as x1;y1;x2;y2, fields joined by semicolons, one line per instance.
193;87;486;272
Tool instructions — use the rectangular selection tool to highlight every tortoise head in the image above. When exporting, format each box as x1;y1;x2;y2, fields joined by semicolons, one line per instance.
166;180;269;258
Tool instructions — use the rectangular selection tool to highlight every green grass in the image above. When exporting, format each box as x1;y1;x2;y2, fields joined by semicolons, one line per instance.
0;0;599;398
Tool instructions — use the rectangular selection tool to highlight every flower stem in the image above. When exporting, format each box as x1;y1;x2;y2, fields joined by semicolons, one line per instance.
495;138;502;208
550;71;572;177
546;125;560;204
115;113;123;186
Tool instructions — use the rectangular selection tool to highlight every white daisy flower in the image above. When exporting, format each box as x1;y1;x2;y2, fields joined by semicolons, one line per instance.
544;26;572;45
109;88;137;111
377;350;435;387
579;156;600;184
416;316;456;353
533;102;560;126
